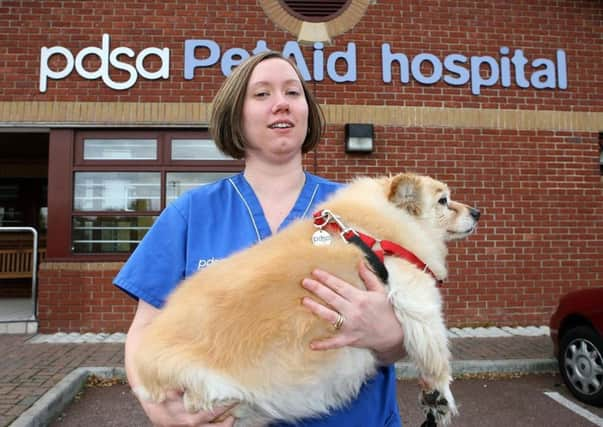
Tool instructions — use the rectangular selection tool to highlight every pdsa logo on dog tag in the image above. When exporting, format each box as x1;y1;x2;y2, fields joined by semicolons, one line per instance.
312;229;332;246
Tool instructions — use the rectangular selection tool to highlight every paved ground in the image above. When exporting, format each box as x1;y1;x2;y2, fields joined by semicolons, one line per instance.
1;335;124;427
0;332;556;427
53;374;592;427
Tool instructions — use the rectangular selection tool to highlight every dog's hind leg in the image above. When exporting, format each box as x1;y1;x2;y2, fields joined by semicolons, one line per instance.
230;404;272;427
177;365;247;415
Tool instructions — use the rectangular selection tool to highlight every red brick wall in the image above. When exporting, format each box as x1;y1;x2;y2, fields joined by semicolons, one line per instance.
37;263;135;333
3;0;602;332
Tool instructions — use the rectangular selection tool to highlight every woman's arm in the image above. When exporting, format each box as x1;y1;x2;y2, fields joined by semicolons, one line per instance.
301;261;407;365
125;300;235;427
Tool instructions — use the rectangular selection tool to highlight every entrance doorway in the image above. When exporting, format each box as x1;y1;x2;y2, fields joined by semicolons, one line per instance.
0;132;48;332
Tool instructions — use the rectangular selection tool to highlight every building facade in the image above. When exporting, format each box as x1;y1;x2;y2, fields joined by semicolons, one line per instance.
0;0;601;333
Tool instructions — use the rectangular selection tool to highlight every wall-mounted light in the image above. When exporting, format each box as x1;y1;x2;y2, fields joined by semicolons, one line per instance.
345;123;374;154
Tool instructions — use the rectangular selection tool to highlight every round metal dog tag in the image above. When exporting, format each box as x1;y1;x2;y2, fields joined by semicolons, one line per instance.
312;229;332;246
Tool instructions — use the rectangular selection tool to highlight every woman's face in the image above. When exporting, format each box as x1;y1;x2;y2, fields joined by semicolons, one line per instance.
242;57;309;162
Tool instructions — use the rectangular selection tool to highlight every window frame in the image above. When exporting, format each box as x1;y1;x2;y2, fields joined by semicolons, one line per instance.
46;129;243;261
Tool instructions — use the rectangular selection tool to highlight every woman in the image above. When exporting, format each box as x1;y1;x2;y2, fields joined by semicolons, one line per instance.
114;51;406;427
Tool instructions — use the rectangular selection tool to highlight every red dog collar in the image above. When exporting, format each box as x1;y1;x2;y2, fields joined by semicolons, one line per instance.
313;209;440;283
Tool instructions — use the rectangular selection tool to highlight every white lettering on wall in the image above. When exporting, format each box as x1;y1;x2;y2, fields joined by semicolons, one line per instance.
381;44;568;95
183;39;356;83
38;34;568;96
39;34;170;92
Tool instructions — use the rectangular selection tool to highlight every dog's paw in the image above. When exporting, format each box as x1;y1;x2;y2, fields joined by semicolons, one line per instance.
183;390;205;413
420;412;438;427
419;389;454;425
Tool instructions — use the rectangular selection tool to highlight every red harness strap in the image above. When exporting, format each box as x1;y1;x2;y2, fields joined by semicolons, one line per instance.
313;210;440;283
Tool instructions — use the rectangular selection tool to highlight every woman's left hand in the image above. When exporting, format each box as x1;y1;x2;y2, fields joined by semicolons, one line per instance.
301;261;406;363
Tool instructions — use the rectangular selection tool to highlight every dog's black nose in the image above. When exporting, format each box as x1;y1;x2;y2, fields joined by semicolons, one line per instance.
470;208;480;221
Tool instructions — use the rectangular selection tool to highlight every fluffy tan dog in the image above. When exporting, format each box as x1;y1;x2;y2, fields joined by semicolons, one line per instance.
133;173;480;426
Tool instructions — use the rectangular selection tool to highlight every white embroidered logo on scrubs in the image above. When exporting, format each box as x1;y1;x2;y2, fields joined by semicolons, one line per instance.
197;258;217;270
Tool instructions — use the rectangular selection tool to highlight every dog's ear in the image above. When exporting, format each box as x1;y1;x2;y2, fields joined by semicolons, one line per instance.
388;174;422;216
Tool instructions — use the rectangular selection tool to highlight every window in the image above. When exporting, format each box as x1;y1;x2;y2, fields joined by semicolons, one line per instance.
83;138;158;160
165;172;232;204
47;130;243;259
171;139;232;160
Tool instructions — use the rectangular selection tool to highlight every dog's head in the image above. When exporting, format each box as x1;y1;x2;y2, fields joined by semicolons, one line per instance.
388;173;480;241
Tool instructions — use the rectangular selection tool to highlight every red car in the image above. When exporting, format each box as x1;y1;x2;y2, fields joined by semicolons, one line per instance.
550;287;603;407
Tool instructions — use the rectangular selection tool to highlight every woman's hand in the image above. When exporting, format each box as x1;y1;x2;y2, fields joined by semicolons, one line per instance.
301;261;406;364
138;390;235;427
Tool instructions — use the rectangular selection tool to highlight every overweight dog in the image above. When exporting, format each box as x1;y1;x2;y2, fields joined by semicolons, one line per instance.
133;173;480;426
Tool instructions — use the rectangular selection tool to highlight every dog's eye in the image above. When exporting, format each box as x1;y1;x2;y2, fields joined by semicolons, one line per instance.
438;197;448;206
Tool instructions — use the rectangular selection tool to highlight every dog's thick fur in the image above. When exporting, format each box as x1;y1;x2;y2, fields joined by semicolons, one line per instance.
133;173;479;426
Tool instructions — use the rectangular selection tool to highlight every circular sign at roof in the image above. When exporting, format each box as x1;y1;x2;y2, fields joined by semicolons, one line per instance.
280;0;351;22
259;0;372;44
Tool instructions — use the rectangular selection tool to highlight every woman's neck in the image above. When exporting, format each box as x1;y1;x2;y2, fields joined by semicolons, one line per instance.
243;157;306;233
243;154;306;195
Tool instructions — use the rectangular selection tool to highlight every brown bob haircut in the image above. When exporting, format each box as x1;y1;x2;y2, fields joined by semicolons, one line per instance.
210;51;324;159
